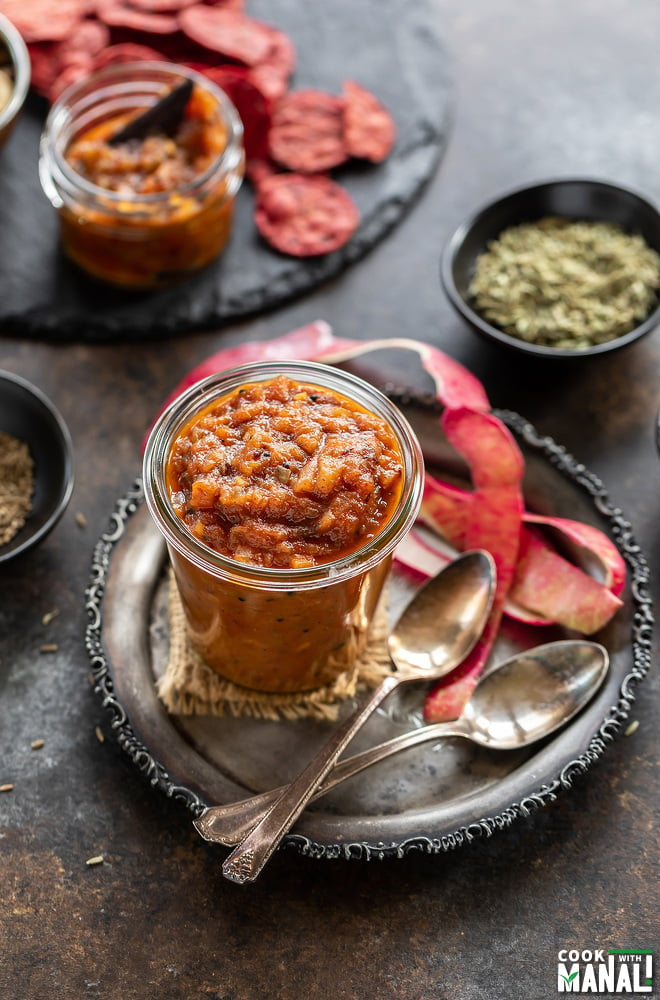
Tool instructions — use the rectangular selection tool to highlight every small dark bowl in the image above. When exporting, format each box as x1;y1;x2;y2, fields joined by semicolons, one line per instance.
0;12;30;149
0;371;74;564
441;177;660;358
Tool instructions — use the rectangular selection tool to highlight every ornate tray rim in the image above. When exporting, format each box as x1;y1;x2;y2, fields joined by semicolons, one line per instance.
84;408;654;861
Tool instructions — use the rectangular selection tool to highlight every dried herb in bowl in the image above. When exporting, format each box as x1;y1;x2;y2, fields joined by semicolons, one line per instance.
468;217;660;349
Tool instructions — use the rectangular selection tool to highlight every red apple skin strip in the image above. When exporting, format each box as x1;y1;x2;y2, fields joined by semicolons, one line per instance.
394;527;453;581
441;408;525;490
509;528;623;634
319;337;491;412
393;526;552;626
522;513;626;596
424;409;525;723
423;620;499;723
419;473;625;621
161;330;491;416
398;518;623;632
419;477;468;548
501;595;551;627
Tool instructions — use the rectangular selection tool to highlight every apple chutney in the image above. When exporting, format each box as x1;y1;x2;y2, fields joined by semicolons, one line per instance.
144;361;424;693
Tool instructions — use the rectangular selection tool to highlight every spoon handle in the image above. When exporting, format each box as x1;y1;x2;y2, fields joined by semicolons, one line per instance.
221;674;401;883
196;717;468;847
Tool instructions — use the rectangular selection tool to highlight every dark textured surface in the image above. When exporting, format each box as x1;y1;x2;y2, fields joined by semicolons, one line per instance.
0;0;451;342
1;1;659;998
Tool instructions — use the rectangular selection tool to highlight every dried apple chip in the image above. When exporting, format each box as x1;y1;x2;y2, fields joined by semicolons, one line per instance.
342;79;396;163
2;0;85;43
178;7;274;65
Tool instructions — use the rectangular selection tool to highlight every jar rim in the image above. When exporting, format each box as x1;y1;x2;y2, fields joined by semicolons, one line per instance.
0;12;31;134
42;60;245;205
143;359;425;591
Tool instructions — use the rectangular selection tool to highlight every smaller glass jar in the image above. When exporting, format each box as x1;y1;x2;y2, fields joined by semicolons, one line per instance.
39;62;245;288
143;360;424;694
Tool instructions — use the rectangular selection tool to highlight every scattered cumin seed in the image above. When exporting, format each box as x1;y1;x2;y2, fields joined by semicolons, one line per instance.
41;609;60;626
40;643;59;653
624;719;639;736
30;739;45;750
95;726;105;744
75;511;87;529
0;783;14;792
85;855;104;867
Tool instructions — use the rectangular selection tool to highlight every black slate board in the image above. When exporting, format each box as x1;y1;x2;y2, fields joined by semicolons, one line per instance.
0;0;452;342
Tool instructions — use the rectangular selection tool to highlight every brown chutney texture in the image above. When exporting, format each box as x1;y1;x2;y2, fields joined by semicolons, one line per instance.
166;374;404;569
65;85;228;198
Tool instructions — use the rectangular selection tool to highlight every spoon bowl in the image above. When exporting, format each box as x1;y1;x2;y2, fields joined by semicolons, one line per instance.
388;550;497;676
456;640;609;749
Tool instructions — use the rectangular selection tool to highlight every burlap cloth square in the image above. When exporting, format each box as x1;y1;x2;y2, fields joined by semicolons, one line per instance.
157;574;394;722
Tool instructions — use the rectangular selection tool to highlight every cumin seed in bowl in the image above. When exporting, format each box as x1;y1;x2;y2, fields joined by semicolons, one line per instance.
0;371;74;564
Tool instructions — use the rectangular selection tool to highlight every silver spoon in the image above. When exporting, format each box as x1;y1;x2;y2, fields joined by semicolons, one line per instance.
221;550;496;883
196;638;609;847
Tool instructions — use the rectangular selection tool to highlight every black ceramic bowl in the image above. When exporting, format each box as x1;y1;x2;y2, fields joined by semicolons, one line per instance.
441;178;660;358
0;371;74;564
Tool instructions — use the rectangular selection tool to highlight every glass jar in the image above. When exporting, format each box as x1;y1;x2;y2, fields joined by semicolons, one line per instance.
39;62;245;288
143;360;424;693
